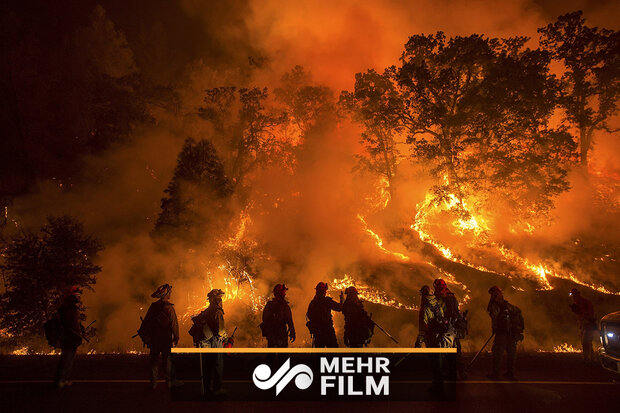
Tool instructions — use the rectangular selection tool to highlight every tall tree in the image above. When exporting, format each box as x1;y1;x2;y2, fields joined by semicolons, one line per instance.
539;11;620;169
340;69;403;197
396;33;575;218
274;65;336;137
0;216;102;337
198;87;287;189
154;138;233;242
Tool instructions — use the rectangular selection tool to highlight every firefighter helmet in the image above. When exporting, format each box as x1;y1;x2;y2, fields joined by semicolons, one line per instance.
345;286;358;295
488;285;502;295
151;283;172;299
433;279;447;289
207;288;225;301
315;282;328;292
273;283;288;297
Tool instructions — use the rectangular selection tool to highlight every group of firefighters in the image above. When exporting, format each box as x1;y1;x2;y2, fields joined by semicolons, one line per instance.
50;280;599;395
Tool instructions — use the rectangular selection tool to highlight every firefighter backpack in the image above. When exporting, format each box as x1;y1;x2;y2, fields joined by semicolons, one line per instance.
509;304;525;339
43;312;63;348
189;311;212;345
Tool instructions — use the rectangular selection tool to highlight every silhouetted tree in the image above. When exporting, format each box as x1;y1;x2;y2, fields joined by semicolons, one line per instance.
340;69;403;197
395;33;576;218
0;216;102;337
154;138;234;242
275;65;336;136
539;11;620;169
198;87;287;189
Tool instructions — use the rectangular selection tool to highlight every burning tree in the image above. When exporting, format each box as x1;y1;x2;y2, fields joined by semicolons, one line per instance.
539;11;620;170
0;216;102;337
394;33;576;221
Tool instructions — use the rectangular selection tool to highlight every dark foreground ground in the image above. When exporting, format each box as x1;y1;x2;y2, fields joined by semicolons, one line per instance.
1;352;618;413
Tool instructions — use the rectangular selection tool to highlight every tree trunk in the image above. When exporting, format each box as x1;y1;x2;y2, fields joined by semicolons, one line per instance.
381;131;394;199
579;127;592;171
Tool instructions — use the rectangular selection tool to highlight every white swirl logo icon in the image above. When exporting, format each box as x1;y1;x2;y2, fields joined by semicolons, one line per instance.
252;358;313;395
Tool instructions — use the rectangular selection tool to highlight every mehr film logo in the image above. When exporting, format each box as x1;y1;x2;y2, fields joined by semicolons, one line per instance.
252;357;390;396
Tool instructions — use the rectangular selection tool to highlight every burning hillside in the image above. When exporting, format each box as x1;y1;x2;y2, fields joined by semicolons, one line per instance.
1;3;619;356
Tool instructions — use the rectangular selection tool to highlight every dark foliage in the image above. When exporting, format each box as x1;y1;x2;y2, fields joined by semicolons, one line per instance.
0;216;102;337
539;11;620;168
342;32;578;220
153;138;234;242
198;87;288;189
340;69;404;196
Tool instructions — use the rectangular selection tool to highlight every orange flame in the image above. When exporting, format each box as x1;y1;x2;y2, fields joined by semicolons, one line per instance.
331;274;417;310
412;181;620;295
357;214;410;262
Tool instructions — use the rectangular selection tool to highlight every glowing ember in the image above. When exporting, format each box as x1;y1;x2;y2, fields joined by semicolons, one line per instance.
553;343;580;353
0;328;13;338
538;343;581;353
10;347;58;355
11;347;29;355
87;350;144;355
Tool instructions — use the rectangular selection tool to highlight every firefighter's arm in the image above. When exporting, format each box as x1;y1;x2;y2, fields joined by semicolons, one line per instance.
584;301;594;319
217;310;227;338
170;306;180;345
416;309;430;347
67;307;83;337
286;305;296;342
421;307;432;330
330;298;343;312
488;305;499;333
414;330;426;347
143;304;156;324
70;308;82;333
262;303;270;325
414;335;424;347
362;306;372;326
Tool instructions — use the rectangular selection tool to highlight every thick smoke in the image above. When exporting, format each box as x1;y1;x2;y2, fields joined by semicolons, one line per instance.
4;0;620;352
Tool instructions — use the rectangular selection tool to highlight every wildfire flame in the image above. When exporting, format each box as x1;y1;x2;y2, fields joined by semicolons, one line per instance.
11;347;29;355
412;180;620;296
181;164;618;332
358;214;410;262
10;347;58;355
183;208;266;321
331;274;417;311
552;343;580;353
220;208;253;250
182;265;267;322
538;343;581;353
